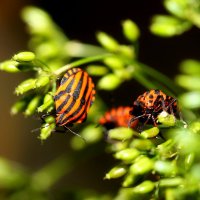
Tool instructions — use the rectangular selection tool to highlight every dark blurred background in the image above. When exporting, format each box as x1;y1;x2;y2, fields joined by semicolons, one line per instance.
0;0;200;193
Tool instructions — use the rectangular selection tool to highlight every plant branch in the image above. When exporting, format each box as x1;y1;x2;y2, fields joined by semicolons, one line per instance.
54;53;113;76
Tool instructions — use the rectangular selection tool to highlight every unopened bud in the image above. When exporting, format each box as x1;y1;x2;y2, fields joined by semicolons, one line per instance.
104;57;124;69
24;95;42;116
159;177;183;187
115;148;140;162
13;51;35;62
0;60;20;73
141;127;160;138
157;111;176;126
98;74;121;90
122;19;140;42
11;98;28;115
130;139;154;150
15;79;36;95
154;160;177;176
37;93;54;113
35;76;50;88
108;127;134;141
86;65;108;76
39;123;55;140
130;156;154;175
122;173;135;187
105;165;127;179
44;115;55;124
96;32;119;52
133;180;155;193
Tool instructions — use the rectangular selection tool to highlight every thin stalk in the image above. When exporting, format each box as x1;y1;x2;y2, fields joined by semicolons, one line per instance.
65;41;108;57
54;53;113;76
134;72;157;89
137;62;182;96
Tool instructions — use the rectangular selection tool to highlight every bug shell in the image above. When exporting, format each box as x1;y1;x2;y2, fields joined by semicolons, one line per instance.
130;89;178;125
54;68;95;126
99;106;139;130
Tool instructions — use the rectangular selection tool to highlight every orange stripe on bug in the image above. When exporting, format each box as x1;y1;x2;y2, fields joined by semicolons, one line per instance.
99;106;139;130
54;67;96;127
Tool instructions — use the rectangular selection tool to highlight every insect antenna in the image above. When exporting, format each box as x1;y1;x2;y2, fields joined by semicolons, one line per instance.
64;126;86;142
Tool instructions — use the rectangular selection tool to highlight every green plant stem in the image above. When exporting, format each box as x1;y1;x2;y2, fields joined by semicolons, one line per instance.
54;53;113;76
134;72;157;89
137;62;182;96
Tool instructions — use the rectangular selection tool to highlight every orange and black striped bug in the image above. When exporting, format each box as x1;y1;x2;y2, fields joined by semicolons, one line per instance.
54;67;95;128
129;89;178;128
99;106;139;130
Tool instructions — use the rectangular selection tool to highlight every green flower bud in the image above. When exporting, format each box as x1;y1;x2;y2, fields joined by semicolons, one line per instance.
103;57;124;69
44;115;55;124
108;127;134;141
141;127;160;138
35;76;50;88
180;59;200;75
130;156;154;175
21;6;53;35
105;165;127;179
122;19;140;42
164;0;188;18
154;160;177;176
13;51;35;62
10;98;28;115
97;74;122;90
122;173;135;187
189;121;200;134
175;75;200;90
130;139;154;150
157;111;176;126
24;95;42;116
15;79;36;95
133;180;155;194
157;139;173;157
70;136;86;150
114;69;132;80
109;141;129;152
115;148;140;162
96;32;119;51
37;93;54;113
179;92;200;109
80;125;102;144
150;15;191;37
159;177;183;187
86;65;108;76
39;123;55;140
157;139;173;151
118;45;135;59
0;60;20;73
